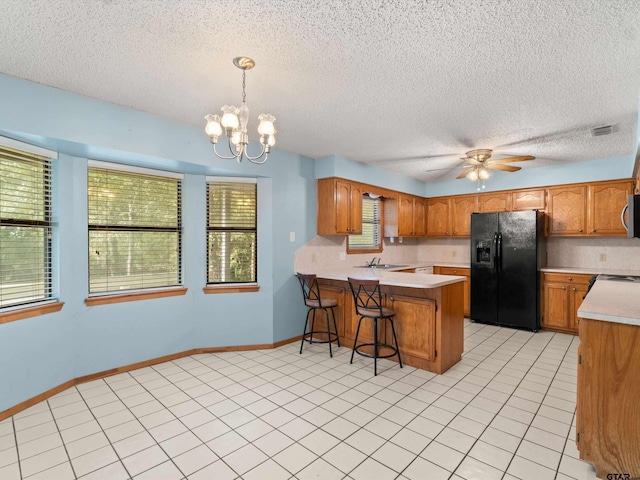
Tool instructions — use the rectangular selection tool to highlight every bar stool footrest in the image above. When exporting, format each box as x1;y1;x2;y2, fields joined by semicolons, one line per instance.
353;342;400;359
302;331;340;345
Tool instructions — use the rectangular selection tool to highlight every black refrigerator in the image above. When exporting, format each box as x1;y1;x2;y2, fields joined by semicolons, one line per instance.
470;210;545;331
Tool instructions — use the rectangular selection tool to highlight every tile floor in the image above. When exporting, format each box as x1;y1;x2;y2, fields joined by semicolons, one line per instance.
0;320;601;479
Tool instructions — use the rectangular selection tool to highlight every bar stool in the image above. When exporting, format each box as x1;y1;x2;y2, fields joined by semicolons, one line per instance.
347;277;402;376
296;273;341;357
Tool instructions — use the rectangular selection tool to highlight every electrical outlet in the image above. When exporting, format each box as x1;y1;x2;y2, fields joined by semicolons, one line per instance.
311;253;317;263
451;250;457;258
599;253;606;262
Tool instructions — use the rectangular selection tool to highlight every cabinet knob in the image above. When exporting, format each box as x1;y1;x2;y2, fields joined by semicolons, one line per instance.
445;231;449;235
568;277;573;281
453;231;457;234
562;286;566;290
579;229;584;233
573;287;576;291
591;229;596;233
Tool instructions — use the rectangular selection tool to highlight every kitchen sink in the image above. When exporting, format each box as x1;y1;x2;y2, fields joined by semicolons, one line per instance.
354;264;409;270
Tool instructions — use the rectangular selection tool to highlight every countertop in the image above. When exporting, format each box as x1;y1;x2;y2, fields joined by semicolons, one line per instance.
540;266;640;276
300;267;466;289
578;277;640;327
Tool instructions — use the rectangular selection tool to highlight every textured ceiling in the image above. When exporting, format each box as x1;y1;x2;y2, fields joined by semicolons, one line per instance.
1;0;640;182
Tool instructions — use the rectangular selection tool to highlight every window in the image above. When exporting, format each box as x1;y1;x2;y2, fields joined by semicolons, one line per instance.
348;196;382;253
207;178;257;284
0;144;53;308
87;162;182;294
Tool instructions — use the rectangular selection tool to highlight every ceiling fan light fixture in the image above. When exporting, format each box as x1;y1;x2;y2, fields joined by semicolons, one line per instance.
466;168;479;181
478;167;490;180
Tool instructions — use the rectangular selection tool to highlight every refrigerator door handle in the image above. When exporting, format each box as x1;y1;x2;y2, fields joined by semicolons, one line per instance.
497;233;503;273
493;232;499;271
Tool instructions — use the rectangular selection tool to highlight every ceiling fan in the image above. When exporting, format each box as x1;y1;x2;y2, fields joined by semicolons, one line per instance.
456;149;535;181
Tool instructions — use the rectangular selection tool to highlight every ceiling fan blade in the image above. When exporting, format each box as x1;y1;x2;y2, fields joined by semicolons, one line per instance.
487;164;521;172
489;155;535;164
456;170;471;179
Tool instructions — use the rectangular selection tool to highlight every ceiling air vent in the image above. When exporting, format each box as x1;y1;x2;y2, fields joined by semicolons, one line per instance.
591;125;613;137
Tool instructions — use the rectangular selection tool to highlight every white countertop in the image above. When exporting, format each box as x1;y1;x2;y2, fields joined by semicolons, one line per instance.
541;266;640;276
578;278;640;327
299;267;466;289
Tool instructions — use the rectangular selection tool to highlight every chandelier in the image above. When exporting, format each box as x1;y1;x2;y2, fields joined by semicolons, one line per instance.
204;57;276;165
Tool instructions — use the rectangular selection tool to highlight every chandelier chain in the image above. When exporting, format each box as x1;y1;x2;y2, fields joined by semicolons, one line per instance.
242;70;247;103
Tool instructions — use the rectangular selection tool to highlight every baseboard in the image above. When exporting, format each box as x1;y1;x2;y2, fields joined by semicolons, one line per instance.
0;335;301;422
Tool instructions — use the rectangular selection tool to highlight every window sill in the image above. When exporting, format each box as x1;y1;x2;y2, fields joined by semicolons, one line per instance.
85;287;188;306
0;301;64;325
203;285;260;294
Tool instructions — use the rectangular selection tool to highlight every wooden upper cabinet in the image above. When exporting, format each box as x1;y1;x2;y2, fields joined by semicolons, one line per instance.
588;180;633;235
396;194;426;237
546;180;633;236
451;196;477;236
479;192;510;212
512;188;546;211
317;178;362;235
426;197;450;237
546;185;587;235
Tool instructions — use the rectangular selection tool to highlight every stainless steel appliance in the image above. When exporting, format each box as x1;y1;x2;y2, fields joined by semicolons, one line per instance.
470;210;546;331
622;194;640;238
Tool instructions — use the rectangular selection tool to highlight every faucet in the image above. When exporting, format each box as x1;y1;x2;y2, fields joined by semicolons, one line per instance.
366;257;377;267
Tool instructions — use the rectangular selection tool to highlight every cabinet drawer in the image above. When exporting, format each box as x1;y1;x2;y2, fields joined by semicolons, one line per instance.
437;267;470;276
543;272;593;285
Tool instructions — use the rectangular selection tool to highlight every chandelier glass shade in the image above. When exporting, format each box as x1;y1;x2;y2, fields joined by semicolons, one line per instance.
204;57;276;165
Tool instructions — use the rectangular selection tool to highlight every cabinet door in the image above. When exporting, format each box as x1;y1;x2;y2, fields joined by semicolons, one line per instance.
387;295;436;362
479;192;509;212
588;180;632;235
512;189;546;211
427;198;450;237
436;267;470;317
451;196;477;236
398;195;415;236
542;282;570;330
349;182;363;234
334;180;352;234
413;196;427;236
547;186;587;235
569;284;588;332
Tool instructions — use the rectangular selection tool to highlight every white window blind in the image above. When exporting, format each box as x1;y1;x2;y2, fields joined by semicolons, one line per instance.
207;180;257;284
88;164;182;294
348;196;381;250
0;146;53;308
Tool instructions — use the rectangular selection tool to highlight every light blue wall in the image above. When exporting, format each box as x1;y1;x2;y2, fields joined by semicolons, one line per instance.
315;155;427;196
0;74;314;411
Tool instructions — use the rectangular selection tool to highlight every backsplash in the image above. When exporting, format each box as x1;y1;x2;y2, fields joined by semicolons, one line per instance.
295;235;640;273
294;236;422;271
547;237;640;270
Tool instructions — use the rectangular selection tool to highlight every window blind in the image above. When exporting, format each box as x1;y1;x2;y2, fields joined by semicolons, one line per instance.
88;164;182;294
0;146;52;307
207;180;257;284
348;196;381;250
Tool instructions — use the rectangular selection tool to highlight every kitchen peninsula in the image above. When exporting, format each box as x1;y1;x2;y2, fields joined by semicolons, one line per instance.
301;267;466;374
575;276;640;479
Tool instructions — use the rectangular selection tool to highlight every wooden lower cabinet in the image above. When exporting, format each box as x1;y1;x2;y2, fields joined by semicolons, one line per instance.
317;278;463;374
577;318;640;478
434;266;470;317
387;295;436;362
541;273;592;334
